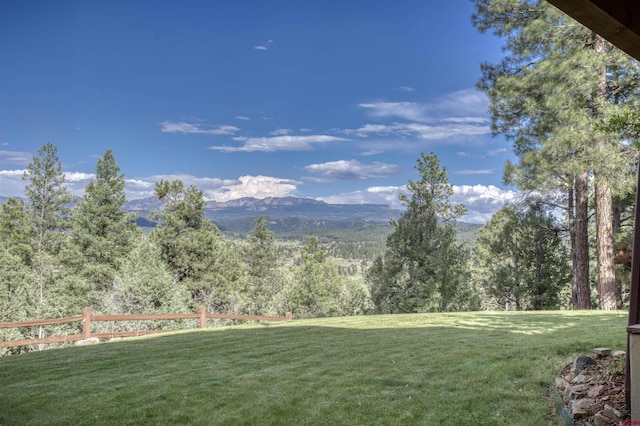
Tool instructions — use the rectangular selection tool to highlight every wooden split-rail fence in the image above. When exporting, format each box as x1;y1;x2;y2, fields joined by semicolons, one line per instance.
0;307;293;349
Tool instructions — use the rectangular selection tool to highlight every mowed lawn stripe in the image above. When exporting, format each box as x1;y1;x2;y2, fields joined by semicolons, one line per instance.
0;311;627;425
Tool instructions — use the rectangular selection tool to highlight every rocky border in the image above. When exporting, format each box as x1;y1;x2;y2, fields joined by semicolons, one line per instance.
554;348;629;425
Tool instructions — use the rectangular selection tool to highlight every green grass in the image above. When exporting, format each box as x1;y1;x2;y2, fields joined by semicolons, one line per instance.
0;311;627;425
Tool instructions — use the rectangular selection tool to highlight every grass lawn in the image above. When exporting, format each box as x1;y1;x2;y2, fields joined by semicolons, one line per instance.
0;311;627;425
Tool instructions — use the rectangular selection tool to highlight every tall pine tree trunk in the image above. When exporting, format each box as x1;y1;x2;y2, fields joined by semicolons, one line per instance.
575;172;591;309
595;179;620;309
593;34;621;310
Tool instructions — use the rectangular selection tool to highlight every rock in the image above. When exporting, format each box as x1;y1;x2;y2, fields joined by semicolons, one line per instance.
613;350;626;357
593;347;611;356
568;384;589;399
555;376;569;391
603;404;622;420
572;374;589;384
564;372;576;383
593;412;613;426
569;398;593;420
587;384;604;398
571;355;597;374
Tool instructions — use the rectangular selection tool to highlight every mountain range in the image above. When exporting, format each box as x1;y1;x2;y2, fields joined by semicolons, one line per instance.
1;195;403;233
0;195;482;240
133;196;403;233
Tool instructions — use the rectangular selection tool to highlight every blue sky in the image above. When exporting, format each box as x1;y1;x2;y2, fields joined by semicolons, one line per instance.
0;0;519;222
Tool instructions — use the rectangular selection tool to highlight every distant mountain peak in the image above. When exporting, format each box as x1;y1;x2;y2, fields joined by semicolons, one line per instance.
205;196;327;209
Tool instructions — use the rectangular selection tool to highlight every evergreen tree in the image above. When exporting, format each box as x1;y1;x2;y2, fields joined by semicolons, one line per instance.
23;141;73;255
289;237;367;318
472;0;640;309
473;204;571;310
0;245;35;355
0;198;34;265
151;179;248;313
367;153;469;313
66;149;138;305
22;142;74;337
99;236;190;323
243;216;287;315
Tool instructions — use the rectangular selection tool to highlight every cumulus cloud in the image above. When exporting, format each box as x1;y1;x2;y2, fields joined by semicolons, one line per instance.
317;186;407;209
0;169;97;198
305;159;402;180
210;135;349;152
0;169;28;197
318;183;517;223
235;116;251;121
207;175;300;201
451;184;518;223
160;121;240;135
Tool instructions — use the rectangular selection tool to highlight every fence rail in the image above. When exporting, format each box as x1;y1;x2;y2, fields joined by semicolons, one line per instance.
0;307;293;349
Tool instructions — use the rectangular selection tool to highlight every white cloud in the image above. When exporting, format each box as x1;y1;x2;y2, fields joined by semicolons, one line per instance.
0;169;28;198
344;122;490;140
360;149;384;156
451;185;517;223
64;172;95;182
305;159;402;180
454;169;495;175
0;169;302;203
359;102;427;122
125;174;300;201
486;148;508;156
398;86;415;92
210;134;349;152
1;165;516;223
270;128;292;136
0;150;32;166
160;121;241;135
318;183;517;223
359;88;489;123
318;186;407;209
235;116;251;121
0;169;97;198
208;175;300;201
254;40;273;50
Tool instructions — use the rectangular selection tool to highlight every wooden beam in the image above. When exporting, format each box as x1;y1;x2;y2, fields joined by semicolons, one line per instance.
547;0;640;60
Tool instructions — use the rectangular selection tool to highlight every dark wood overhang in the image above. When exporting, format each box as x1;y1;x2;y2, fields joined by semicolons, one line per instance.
547;0;640;61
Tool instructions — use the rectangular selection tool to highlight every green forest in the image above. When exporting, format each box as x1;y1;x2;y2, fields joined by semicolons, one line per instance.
3;0;640;354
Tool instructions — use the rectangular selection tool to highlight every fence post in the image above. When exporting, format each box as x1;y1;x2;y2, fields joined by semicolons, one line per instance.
285;312;293;321
83;307;92;339
199;306;206;329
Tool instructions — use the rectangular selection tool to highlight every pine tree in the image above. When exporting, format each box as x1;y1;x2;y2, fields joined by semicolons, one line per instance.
67;149;138;305
151;179;248;313
367;152;469;313
0;198;34;265
473;204;571;310
472;0;640;309
23;142;74;337
243;216;287;315
23;141;73;255
289;237;364;318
